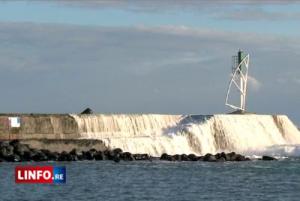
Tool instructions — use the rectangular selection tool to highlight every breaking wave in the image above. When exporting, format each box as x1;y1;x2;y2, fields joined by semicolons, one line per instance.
70;114;300;157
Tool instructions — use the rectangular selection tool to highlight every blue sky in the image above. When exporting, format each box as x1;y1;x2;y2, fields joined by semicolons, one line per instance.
0;1;300;35
0;0;299;125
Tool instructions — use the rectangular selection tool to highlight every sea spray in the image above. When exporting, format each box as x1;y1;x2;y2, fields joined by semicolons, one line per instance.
70;114;300;157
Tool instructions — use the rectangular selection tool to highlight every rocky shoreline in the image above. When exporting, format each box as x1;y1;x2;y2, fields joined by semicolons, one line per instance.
0;140;277;162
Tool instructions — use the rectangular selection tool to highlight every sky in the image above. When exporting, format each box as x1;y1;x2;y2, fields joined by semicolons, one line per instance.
0;0;299;126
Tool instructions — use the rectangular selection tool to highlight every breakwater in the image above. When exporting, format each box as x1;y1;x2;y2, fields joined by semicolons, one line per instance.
1;140;277;162
0;114;299;157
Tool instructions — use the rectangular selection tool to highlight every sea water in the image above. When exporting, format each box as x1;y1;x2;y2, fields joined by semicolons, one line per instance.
1;159;300;201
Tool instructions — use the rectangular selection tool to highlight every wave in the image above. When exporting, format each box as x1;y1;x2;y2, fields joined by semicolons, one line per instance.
70;114;300;157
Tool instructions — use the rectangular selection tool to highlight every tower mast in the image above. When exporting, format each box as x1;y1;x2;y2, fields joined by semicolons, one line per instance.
225;49;250;112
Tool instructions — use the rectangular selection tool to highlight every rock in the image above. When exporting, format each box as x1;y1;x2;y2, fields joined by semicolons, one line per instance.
46;151;59;161
160;153;169;160
9;139;21;147
174;154;182;161
133;154;150;160
215;153;222;159
69;149;78;156
77;153;84;161
120;152;134;161
217;157;226;162
81;108;93;114
113;148;123;155
22;151;34;161
197;156;204;161
82;151;94;160
6;145;14;155
69;149;84;161
181;154;190;161
0;145;14;157
221;152;231;161
58;151;73;161
0;147;8;158
94;151;105;160
32;151;48;162
160;154;175;161
235;154;246;161
0;141;9;147
227;152;237;161
262;156;277;161
113;155;121;163
104;150;115;160
4;154;21;162
14;144;31;156
203;153;217;162
188;154;198;161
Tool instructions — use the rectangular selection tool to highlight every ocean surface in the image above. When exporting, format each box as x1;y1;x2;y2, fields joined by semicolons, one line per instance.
1;159;300;201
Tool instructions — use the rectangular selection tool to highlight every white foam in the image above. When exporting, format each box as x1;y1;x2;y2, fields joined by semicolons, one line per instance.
70;114;300;157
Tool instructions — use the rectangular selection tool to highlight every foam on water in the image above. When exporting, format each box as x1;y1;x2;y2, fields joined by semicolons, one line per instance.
70;114;300;157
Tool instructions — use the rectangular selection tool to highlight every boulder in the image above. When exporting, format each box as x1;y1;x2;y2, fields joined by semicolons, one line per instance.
133;154;150;160
235;154;246;161
0;141;9;147
197;156;204;161
58;151;73;161
46;151;59;161
113;148;123;155
81;108;93;114
22;151;34;161
9;139;21;147
221;152;231;161
0;145;14;157
181;154;190;161
160;153;172;161
82;151;94;160
203;153;217;162
173;154;182;161
14;144;31;156
94;151;105;160
188;154;198;161
32;151;48;162
262;156;277;161
104;150;115;160
215;153;222;159
113;155;121;163
69;149;79;156
217;157;226;162
120;152;134;161
160;153;169;160
227;152;237;161
4;154;21;162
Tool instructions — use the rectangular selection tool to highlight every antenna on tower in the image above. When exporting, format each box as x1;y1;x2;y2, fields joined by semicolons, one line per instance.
225;49;250;112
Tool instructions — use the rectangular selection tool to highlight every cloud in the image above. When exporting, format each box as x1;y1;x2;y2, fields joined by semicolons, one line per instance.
51;0;299;10
136;25;300;48
48;0;300;21
248;76;262;91
0;22;299;125
216;7;300;21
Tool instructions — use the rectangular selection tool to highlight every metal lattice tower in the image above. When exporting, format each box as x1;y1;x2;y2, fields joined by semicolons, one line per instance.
225;50;250;112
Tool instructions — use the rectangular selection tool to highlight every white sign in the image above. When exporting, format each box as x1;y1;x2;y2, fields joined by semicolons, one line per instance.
9;117;21;128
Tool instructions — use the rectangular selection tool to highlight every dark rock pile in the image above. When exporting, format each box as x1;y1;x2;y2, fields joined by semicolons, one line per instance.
0;140;277;162
160;152;251;162
0;140;151;162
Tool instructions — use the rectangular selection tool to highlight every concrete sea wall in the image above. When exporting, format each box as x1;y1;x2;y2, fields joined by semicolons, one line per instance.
0;114;79;140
